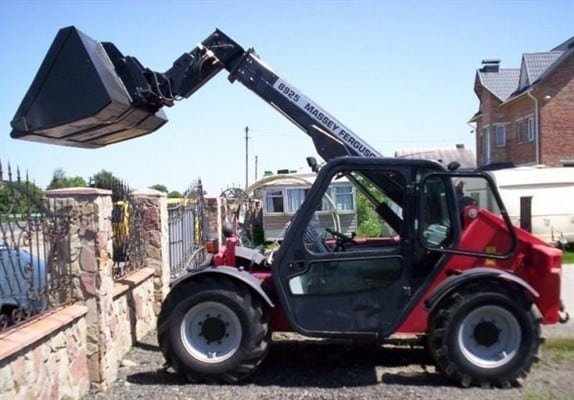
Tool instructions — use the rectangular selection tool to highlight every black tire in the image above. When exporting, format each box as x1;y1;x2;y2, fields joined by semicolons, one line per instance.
427;281;541;388
157;276;270;383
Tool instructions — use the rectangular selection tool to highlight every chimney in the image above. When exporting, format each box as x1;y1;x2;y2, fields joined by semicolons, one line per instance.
480;59;500;73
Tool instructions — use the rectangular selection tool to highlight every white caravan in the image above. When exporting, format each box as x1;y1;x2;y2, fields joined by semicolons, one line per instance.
463;167;574;245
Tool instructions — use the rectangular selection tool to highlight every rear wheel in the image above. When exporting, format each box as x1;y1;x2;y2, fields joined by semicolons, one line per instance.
157;277;270;383
428;282;540;388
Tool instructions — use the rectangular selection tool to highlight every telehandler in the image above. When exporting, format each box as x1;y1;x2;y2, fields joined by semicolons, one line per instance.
10;26;568;387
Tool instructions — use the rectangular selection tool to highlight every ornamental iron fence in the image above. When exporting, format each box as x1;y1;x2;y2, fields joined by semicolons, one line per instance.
95;179;147;280
0;161;75;332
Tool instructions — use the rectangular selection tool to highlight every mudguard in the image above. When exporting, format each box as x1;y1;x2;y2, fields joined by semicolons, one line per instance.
425;267;539;312
170;265;274;308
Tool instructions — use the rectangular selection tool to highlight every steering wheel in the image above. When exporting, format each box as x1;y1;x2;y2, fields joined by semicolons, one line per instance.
303;225;331;253
326;228;357;252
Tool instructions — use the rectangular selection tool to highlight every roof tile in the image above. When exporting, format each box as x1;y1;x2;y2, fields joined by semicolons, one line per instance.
523;51;564;84
478;69;520;101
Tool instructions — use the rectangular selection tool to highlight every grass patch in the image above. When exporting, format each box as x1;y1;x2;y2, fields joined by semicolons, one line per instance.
562;250;574;264
524;394;553;400
543;337;574;362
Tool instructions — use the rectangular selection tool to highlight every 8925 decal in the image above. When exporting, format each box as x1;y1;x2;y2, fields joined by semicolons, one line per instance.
276;82;300;102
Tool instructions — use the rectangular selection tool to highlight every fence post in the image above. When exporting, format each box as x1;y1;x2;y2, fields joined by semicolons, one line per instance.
44;187;116;390
130;189;170;315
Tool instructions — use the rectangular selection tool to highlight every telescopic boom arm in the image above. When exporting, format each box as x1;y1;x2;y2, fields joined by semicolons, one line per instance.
11;27;380;161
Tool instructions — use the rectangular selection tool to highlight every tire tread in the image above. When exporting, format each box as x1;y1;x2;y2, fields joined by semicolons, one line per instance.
428;281;540;388
157;276;270;383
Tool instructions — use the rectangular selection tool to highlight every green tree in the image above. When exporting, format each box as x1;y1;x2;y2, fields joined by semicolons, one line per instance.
0;180;44;214
353;173;394;237
90;170;122;189
150;184;168;193
90;170;127;200
356;192;383;237
47;168;86;189
168;190;183;198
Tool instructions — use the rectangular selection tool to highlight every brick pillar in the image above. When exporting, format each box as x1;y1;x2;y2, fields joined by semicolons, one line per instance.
131;189;170;315
44;187;116;391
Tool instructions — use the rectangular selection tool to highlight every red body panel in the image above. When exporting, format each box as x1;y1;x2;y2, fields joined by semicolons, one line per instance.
215;205;562;336
213;237;238;267
397;206;562;334
213;237;294;331
252;271;293;331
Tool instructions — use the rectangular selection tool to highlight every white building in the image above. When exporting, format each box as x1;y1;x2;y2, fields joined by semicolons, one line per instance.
464;166;574;244
247;172;357;242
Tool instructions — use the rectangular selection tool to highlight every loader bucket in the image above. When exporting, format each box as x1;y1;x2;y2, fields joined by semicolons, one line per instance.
10;26;167;148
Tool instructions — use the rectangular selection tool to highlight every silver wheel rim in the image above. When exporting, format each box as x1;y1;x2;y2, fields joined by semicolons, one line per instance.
180;301;242;364
458;305;521;369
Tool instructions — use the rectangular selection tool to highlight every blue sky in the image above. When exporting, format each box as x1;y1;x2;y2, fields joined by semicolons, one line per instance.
1;0;572;195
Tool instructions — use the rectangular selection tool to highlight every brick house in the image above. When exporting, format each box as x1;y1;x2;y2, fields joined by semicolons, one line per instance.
470;37;574;168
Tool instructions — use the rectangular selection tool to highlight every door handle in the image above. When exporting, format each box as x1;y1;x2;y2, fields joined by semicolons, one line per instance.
287;260;306;271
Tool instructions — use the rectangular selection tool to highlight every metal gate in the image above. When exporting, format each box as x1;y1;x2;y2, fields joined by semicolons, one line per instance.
168;179;207;280
110;182;146;279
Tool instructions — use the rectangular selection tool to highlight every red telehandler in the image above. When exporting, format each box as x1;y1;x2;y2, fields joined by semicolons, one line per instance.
10;26;569;387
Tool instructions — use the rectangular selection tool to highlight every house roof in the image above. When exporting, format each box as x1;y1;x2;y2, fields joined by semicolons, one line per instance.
516;51;564;92
472;36;574;111
394;147;476;169
476;68;520;101
247;173;315;193
552;36;574;51
469;110;482;123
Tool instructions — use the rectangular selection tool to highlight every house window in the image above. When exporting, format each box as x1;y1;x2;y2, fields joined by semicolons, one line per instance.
323;185;354;211
285;188;307;213
495;125;506;147
265;188;310;213
265;184;354;214
265;190;284;213
516;119;527;143
527;117;535;142
482;127;491;164
333;185;354;210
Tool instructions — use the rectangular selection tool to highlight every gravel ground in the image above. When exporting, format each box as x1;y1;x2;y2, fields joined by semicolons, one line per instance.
84;265;574;400
83;329;574;400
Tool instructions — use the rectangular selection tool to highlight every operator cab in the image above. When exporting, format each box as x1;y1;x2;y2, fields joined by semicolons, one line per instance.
273;156;516;338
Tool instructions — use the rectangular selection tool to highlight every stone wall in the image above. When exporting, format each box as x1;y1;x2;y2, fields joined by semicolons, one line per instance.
0;188;169;399
111;268;156;359
131;189;170;316
0;305;90;400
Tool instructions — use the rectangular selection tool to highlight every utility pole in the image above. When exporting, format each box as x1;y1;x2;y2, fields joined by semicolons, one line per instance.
245;126;249;189
254;155;258;182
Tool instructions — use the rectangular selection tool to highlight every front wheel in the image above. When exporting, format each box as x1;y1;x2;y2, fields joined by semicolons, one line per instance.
158;277;270;383
428;282;541;388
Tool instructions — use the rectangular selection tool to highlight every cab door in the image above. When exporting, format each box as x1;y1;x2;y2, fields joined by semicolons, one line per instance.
272;160;415;337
